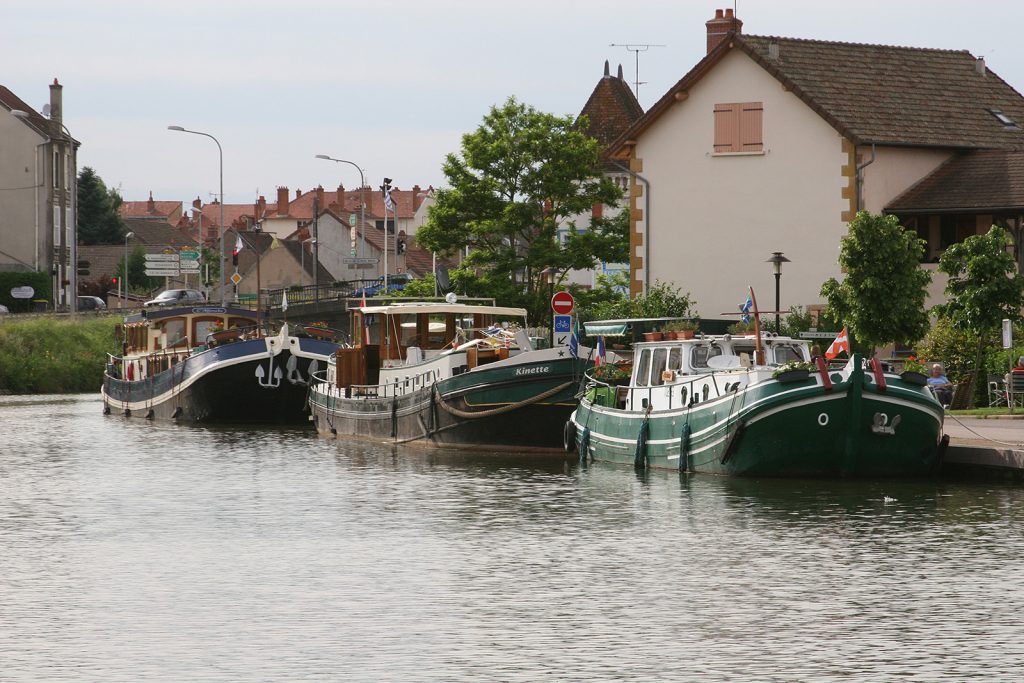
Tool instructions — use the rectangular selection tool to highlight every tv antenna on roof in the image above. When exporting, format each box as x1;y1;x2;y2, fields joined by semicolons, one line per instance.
609;43;666;100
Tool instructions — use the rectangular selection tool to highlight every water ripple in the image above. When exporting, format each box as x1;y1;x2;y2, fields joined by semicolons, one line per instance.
0;395;1022;681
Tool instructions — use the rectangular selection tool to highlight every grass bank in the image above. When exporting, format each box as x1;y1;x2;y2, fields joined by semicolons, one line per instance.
0;315;120;394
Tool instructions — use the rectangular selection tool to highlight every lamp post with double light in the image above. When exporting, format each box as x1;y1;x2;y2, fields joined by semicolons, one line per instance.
168;125;226;305
767;251;791;334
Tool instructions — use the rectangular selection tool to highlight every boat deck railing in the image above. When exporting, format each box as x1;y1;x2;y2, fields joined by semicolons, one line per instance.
584;367;753;411
310;367;442;400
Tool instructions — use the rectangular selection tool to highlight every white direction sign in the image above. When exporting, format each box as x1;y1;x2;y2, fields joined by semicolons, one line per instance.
179;261;200;272
145;269;180;277
344;257;380;265
145;253;179;262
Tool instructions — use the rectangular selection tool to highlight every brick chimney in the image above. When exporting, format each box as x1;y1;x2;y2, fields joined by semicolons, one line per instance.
315;185;325;210
276;186;289;216
48;78;63;130
257;195;266;218
336;183;346;207
192;196;202;211
147;191;155;214
295;188;302;199
706;8;742;54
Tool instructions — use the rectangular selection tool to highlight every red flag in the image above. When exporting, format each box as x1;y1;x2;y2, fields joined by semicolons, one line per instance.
825;327;850;360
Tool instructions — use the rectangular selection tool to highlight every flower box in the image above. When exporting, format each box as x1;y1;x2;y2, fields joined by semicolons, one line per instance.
775;369;811;384
900;370;928;386
643;332;664;342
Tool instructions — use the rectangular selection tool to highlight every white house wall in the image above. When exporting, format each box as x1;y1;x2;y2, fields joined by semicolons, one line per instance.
859;145;952;214
0;112;46;272
634;50;848;320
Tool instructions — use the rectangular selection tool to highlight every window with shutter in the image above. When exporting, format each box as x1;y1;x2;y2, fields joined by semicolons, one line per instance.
714;102;764;154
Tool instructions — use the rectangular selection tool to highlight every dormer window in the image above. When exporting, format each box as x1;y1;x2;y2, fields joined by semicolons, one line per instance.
989;109;1019;129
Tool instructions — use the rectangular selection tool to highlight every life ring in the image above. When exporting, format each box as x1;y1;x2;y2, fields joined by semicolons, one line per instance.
563;420;577;452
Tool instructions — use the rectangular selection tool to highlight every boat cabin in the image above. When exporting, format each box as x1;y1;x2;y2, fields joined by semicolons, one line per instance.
114;305;259;380
589;331;811;413
332;302;530;391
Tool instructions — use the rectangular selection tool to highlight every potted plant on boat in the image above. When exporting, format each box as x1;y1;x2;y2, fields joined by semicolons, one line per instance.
900;356;929;386
643;327;664;342
591;363;631;385
669;320;699;340
773;360;814;383
728;320;756;335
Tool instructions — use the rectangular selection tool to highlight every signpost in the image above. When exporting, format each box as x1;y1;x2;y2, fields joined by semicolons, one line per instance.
799;331;841;339
145;252;180;278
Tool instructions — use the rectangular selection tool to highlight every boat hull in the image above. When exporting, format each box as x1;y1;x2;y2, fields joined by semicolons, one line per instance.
572;373;944;477
309;356;587;450
102;336;336;424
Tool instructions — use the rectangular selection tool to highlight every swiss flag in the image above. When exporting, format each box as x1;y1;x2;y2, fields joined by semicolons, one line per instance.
825;327;850;360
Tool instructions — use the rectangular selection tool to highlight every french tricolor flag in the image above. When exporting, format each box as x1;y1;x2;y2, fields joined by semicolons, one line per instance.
595;336;605;367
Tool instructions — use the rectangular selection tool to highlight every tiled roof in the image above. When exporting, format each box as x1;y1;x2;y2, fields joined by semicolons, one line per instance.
886;149;1024;212
0;86;50;135
577;64;644;148
120;199;183;219
192;201;255;228
612;31;1024;154
124;218;197;247
282;186;426;220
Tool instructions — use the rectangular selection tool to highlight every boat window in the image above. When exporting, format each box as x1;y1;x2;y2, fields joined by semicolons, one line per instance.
774;344;805;364
691;343;723;369
365;314;381;345
651;348;668;385
160;318;188;348
193;317;222;342
426;314;449;349
635;349;651;386
668;347;683;372
397;314;419;347
733;343;756;359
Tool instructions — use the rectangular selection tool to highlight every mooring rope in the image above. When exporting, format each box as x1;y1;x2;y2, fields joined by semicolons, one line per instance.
944;413;1024;448
434;381;573;419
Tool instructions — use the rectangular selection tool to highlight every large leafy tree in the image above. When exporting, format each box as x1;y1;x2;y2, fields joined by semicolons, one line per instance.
77;167;126;245
416;97;625;324
820;211;931;351
933;225;1024;403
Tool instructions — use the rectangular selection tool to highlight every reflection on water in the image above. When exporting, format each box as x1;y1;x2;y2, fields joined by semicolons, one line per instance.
1;394;1023;681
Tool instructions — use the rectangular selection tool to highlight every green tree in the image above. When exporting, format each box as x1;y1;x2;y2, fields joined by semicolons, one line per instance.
77;167;127;245
933;225;1024;404
820;211;931;351
395;273;438;298
115;246;162;293
416;97;625;325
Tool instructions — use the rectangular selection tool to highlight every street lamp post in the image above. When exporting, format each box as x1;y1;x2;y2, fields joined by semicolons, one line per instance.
314;154;366;273
541;266;558;348
123;231;134;309
168;126;226;305
301;237;317;287
766;251;791;334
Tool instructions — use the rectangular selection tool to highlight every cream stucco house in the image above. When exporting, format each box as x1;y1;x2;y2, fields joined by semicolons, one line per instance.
609;9;1024;320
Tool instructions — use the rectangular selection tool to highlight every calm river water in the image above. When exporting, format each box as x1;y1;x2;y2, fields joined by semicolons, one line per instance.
2;394;1024;681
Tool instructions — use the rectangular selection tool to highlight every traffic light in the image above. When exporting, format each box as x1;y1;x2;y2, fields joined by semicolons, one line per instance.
397;238;406;255
111;276;118;287
232;247;239;267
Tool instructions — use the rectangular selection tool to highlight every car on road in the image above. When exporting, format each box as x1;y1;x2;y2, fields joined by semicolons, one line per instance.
143;288;207;307
77;295;107;311
351;274;412;297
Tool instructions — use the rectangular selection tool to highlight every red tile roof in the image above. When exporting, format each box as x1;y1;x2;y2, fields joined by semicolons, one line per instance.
120;198;183;220
577;63;644;148
278;186;428;221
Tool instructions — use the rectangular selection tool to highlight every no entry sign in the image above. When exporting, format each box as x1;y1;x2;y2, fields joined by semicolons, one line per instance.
551;291;575;315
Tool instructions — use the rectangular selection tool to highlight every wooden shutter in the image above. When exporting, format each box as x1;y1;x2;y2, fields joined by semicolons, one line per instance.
714;102;763;153
739;102;763;152
714;104;739;153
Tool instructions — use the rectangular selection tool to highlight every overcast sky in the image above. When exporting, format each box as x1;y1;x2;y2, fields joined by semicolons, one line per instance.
4;0;1022;207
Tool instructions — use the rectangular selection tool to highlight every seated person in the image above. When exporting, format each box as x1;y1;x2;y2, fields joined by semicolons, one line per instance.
1013;356;1024;375
927;364;954;406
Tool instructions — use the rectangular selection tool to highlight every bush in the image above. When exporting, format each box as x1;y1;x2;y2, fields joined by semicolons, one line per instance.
0;315;121;393
0;272;52;312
